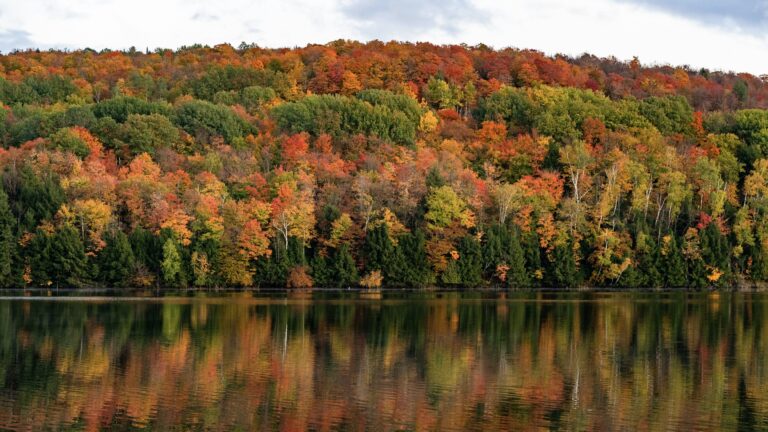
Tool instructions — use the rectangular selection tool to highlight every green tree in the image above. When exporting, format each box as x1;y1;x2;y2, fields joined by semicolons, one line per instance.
423;77;457;110
92;96;172;122
506;230;529;288
663;235;687;288
174;100;251;145
393;230;432;288
120;113;180;156
29;226;87;288
548;240;580;288
310;253;332;287
333;244;359;287
130;227;163;278
700;223;731;286
3;167;65;231
98;230;136;287
363;225;394;275
522;231;542;287
457;236;483;287
162;239;182;286
733;80;748;105
0;189;16;286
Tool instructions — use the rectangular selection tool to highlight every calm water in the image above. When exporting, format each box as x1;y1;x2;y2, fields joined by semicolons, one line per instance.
0;292;766;431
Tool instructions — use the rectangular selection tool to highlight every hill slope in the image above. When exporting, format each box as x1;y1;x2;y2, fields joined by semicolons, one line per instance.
0;41;767;288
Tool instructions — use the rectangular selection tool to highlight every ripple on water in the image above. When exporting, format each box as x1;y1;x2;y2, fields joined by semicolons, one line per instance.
0;294;767;431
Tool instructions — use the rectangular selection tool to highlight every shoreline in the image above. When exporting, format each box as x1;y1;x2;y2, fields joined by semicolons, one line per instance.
1;284;766;297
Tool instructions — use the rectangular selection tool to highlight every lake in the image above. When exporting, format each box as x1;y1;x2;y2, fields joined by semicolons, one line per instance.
0;291;766;431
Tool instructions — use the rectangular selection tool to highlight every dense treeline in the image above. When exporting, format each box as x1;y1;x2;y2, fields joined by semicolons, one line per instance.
1;41;768;288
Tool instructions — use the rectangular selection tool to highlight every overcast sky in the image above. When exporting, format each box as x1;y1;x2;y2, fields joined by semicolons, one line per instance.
0;0;767;74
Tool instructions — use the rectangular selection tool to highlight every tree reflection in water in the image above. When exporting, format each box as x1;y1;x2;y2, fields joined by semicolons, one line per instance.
0;292;766;431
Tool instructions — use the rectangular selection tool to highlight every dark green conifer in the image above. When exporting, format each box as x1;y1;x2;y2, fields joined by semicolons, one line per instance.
457;235;483;287
506;230;529;288
333;244;359;287
0;189;16;286
98;230;135;286
664;235;687;288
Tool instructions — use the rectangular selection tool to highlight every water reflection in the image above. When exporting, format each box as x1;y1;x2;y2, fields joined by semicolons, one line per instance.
0;292;766;431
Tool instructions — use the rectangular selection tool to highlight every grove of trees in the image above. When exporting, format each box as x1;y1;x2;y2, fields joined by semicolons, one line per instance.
2;40;768;288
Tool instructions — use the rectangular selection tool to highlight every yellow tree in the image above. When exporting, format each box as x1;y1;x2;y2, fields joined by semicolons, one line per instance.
57;198;113;253
559;141;594;205
270;183;315;250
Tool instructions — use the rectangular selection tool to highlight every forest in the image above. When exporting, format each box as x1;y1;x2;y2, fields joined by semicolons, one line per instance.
1;40;768;289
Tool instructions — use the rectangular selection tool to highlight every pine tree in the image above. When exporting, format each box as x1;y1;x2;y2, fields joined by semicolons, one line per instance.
620;264;644;288
162;239;182;286
441;261;462;286
642;249;664;288
506;230;529;288
457;235;483;287
701;223;731;286
256;243;290;287
549;240;580;288
522;231;542;287
8;167;65;231
483;225;507;279
98;230;136;287
664;235;687;288
333;244;359;287
28;230;53;285
390;229;433;288
0;189;16;287
310;252;332;287
286;236;307;267
130;227;163;278
363;224;393;274
630;232;663;288
44;225;87;288
384;245;410;287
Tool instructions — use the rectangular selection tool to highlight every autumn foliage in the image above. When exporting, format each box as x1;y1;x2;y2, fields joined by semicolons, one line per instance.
0;41;767;288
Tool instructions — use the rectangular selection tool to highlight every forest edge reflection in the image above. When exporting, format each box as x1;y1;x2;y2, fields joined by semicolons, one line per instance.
0;292;766;431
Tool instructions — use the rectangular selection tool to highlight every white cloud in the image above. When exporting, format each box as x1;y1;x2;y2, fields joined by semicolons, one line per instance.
0;0;766;74
462;0;768;74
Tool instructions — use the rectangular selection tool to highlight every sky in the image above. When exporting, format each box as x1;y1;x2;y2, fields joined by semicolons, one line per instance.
0;0;767;74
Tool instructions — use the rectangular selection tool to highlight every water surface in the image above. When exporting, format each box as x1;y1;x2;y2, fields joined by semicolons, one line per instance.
0;291;766;431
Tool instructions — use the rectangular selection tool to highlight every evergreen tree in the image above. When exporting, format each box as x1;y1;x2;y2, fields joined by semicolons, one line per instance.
256;244;290;287
257;237;305;287
664;235;687;288
522;231;542;287
29;225;87;288
27;230;52;285
161;239;182;286
701;223;731;286
642;241;664;288
384;245;410;287
457;235;483;287
548;240;580;288
0;189;16;286
98;230;135;286
441;261;462;286
398;229;432;287
4;167;65;231
483;225;508;279
507;230;529;288
286;236;307;267
363;225;393;274
310;252;332;287
130;227;163;278
626;232;663;288
333;244;359;287
620;264;644;288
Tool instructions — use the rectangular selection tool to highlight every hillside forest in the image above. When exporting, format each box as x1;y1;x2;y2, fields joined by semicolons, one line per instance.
1;41;768;289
